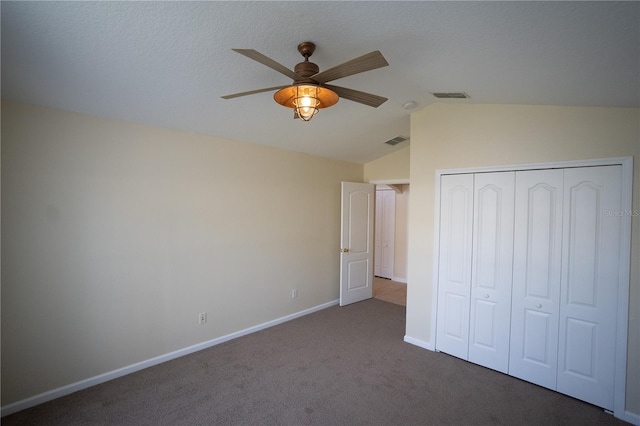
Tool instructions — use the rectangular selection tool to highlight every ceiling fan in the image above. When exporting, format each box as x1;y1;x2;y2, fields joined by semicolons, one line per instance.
221;42;389;121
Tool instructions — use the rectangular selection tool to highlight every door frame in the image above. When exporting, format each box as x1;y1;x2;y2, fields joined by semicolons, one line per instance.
370;179;410;283
375;187;396;279
430;157;633;419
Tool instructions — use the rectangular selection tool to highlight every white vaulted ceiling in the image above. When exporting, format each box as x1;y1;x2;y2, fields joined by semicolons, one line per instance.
2;1;638;163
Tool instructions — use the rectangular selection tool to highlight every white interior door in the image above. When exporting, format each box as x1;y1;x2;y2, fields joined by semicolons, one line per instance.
340;182;374;306
468;172;515;373
375;189;396;279
435;174;474;359
509;169;564;389
374;193;382;277
556;165;621;410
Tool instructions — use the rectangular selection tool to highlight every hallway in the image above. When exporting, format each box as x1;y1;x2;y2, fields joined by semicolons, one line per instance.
373;277;406;306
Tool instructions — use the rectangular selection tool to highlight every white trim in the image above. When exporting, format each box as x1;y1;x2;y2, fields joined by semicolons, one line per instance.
430;168;443;354
404;335;433;350
0;299;339;417
370;178;410;285
392;276;407;284
368;178;409;185
435;156;632;176
430;156;633;421
614;157;633;420
622;409;640;426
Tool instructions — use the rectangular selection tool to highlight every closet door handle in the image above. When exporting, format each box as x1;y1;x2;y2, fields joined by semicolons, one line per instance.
536;303;542;309
484;294;490;299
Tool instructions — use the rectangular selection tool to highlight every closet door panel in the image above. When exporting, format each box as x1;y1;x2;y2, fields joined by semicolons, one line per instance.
373;190;383;277
374;191;383;277
557;165;621;410
509;169;563;389
380;190;396;279
436;174;474;359
468;172;515;373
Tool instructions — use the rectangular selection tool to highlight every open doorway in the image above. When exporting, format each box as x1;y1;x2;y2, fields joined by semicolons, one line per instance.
373;183;409;306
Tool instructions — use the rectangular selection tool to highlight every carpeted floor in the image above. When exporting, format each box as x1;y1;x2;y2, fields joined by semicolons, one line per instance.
2;299;627;425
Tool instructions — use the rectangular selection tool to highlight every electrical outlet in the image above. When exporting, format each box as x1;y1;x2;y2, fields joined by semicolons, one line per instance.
198;312;207;325
291;289;298;299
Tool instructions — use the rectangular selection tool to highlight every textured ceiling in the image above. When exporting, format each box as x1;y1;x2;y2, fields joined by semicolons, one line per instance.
2;1;638;163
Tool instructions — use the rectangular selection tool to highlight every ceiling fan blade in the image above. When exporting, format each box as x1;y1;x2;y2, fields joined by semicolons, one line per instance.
324;84;388;108
311;51;389;84
232;49;301;81
221;85;289;99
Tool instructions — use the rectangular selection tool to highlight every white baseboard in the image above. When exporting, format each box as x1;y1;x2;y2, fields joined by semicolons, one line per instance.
621;409;640;425
392;276;407;284
404;335;434;351
1;299;339;417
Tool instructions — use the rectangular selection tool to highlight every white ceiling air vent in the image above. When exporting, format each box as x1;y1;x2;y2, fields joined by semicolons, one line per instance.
432;92;470;99
385;136;408;146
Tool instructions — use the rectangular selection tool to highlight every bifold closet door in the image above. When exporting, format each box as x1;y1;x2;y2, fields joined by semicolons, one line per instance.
436;164;626;411
557;165;621;410
509;169;564;389
435;174;473;359
375;189;396;280
467;172;515;373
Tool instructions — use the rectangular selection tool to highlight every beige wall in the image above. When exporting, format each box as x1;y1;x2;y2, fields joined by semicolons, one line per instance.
364;146;409;182
406;103;639;415
1;101;363;406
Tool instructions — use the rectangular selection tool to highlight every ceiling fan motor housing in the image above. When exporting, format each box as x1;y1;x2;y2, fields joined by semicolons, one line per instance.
294;61;319;80
295;42;319;80
274;42;339;111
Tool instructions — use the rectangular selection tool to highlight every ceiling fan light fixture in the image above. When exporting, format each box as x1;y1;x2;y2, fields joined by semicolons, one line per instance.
294;85;320;121
274;84;338;122
223;42;388;121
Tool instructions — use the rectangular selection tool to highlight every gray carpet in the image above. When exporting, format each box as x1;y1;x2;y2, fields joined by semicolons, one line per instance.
2;299;627;425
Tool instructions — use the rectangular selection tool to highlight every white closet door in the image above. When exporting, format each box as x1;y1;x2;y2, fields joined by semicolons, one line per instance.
374;191;383;277
557;165;621;410
468;172;515;373
436;174;474;359
509;169;564;389
380;190;396;279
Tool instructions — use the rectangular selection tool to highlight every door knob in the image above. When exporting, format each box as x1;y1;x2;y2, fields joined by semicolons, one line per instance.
341;248;350;253
536;303;542;309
